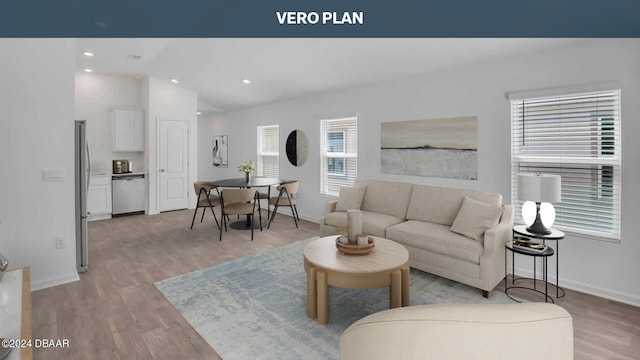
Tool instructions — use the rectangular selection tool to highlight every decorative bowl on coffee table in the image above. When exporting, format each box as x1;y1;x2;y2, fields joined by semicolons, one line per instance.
335;236;375;255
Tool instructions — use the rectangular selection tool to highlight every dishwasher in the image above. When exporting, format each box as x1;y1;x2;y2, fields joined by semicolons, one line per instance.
112;174;146;215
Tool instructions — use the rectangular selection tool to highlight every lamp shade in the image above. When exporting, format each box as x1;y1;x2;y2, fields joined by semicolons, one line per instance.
518;173;561;203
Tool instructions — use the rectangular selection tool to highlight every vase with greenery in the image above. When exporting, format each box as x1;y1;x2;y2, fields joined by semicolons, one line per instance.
238;159;256;182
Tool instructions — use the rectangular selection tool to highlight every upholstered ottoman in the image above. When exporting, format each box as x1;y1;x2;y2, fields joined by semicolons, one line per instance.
340;303;573;360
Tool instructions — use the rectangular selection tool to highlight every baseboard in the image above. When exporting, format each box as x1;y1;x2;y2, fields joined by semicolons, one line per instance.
31;272;79;291
88;213;111;221
298;213;320;224
513;266;640;308
561;277;640;308
268;208;319;224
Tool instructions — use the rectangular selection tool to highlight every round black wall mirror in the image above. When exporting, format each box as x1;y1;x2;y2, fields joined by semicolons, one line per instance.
286;130;308;166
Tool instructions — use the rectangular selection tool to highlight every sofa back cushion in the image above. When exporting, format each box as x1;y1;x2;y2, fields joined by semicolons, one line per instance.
450;196;504;242
355;179;413;219
406;184;502;226
335;186;367;211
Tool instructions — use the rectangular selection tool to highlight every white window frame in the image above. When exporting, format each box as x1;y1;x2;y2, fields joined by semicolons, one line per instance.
320;116;357;196
257;124;279;178
510;89;621;242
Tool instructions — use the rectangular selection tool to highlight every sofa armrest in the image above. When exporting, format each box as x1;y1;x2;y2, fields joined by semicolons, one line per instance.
483;204;514;255
320;200;339;236
325;200;338;215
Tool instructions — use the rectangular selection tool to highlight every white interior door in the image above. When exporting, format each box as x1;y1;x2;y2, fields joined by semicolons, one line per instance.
159;119;189;211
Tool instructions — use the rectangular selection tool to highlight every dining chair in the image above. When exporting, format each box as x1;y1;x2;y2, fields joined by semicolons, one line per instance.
267;180;300;229
190;181;221;230
253;176;272;219
219;188;262;241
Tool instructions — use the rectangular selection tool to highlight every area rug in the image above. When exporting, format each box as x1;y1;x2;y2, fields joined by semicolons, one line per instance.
155;237;515;359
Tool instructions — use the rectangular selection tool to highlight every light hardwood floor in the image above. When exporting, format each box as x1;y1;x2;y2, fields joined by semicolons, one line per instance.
32;209;639;359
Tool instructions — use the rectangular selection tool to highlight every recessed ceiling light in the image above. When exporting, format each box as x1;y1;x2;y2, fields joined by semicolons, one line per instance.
171;79;179;84
84;68;93;73
82;51;94;57
197;111;202;115
242;78;251;84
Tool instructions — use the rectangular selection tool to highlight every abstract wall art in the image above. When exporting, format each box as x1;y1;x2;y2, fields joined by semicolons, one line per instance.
212;135;228;168
381;116;477;180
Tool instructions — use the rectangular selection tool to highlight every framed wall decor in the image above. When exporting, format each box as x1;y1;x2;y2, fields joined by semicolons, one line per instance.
381;116;477;180
212;135;228;168
286;129;309;167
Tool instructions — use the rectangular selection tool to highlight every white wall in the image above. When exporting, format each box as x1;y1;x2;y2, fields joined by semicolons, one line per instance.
198;39;640;306
145;77;199;214
0;39;79;289
75;72;146;174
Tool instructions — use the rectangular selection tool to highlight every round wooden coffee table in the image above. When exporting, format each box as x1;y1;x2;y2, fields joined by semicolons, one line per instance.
303;236;410;324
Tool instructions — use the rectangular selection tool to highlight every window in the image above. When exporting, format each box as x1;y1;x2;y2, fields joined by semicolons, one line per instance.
510;89;621;241
327;131;345;175
257;124;279;178
320;116;357;196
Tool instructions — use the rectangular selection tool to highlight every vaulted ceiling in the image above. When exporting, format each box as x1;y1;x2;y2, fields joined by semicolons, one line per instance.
75;38;586;112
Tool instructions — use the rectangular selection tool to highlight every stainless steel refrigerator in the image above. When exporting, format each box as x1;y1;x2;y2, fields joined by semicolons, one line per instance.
75;120;90;273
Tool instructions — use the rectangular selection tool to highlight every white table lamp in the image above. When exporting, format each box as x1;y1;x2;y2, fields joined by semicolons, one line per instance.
518;173;561;235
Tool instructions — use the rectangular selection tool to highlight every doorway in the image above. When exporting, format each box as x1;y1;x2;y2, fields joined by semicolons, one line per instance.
158;119;190;212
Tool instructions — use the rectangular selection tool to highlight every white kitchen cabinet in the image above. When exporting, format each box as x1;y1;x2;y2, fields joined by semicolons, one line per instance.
88;174;112;221
113;109;144;152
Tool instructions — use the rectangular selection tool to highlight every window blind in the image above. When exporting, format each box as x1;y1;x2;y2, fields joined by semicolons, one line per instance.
320;116;357;196
257;124;279;178
511;90;621;241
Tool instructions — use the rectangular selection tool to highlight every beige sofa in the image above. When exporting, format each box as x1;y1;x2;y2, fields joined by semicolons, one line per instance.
340;303;574;360
320;179;514;297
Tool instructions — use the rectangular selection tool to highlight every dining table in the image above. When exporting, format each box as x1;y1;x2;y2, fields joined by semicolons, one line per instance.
211;177;283;229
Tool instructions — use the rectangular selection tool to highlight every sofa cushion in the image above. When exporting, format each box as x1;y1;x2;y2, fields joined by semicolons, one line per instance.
450;196;503;242
324;210;404;238
406;184;502;226
335;186;366;212
355;179;413;219
386;221;483;264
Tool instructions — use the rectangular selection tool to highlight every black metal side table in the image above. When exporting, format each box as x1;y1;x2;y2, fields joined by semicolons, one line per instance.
505;241;555;303
513;225;566;298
